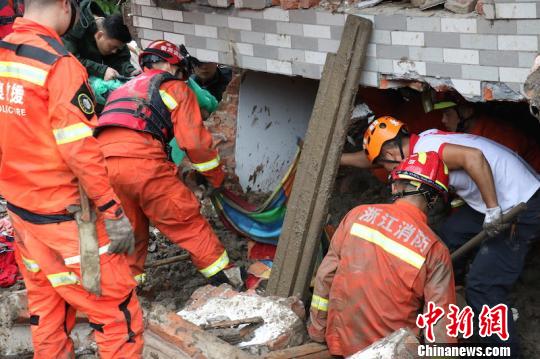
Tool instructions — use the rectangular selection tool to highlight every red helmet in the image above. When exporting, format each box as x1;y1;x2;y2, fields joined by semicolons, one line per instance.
391;151;449;196
139;40;184;68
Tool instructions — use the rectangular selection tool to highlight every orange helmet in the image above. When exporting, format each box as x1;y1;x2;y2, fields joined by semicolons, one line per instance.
139;40;185;68
390;151;449;198
363;116;406;163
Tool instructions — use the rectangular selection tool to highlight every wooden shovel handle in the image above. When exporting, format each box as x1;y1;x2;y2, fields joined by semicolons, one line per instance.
78;184;91;222
451;202;527;262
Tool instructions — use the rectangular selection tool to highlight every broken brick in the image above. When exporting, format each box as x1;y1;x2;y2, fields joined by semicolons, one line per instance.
0;290;28;327
280;0;317;9
348;328;419;358
234;0;272;10
185;284;238;311
280;0;318;9
475;0;495;18
445;0;477;14
145;311;251;358
206;73;242;193
267;295;306;320
299;0;319;8
177;285;307;355
208;0;233;7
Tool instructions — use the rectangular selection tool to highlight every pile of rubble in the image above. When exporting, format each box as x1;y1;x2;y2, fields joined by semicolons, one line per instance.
157;0;484;13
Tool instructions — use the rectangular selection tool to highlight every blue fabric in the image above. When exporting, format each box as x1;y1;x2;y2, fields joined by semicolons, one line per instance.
266;189;287;210
220;199;282;240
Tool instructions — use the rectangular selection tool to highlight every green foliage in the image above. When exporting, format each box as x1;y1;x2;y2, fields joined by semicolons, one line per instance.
93;0;120;15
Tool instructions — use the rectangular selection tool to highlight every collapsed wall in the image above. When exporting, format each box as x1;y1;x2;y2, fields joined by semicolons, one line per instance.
128;0;539;102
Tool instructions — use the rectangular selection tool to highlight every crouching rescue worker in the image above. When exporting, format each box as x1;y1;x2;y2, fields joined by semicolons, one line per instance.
0;0;143;357
309;152;456;356
433;100;540;172
95;40;242;288
348;116;540;355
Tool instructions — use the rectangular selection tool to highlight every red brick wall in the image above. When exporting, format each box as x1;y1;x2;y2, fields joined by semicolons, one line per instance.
206;72;242;192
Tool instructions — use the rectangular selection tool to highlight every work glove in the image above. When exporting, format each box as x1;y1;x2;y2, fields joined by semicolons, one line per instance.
195;172;223;199
103;204;135;254
483;206;508;237
208;264;245;290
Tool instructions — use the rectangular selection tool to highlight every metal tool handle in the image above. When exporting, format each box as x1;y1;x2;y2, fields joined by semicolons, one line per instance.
451;202;527;262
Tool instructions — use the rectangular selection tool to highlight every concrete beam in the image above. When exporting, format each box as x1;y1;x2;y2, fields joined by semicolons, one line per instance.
266;15;373;299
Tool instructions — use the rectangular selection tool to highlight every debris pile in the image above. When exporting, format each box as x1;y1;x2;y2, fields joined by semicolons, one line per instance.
0;290;95;357
347;328;419;359
178;284;306;355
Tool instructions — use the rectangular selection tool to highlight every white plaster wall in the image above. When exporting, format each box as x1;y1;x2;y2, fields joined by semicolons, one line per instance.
235;71;318;193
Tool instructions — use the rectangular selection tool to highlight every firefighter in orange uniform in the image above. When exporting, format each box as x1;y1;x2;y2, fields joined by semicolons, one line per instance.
309;152;456;356
0;0;143;357
435;100;540;172
0;0;23;39
95;40;242;287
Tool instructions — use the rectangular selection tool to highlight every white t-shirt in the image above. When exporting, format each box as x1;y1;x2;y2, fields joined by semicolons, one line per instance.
412;129;540;214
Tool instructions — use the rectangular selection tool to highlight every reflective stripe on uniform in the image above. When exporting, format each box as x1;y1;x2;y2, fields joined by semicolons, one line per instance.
311;294;329;311
134;273;146;285
47;272;80;287
417;152;427;164
192;155;220;173
159;90;178;111
21;256;40;273
0;61;48;86
64;244;110;266
350;223;426;270
53;122;93;145
200;250;229;278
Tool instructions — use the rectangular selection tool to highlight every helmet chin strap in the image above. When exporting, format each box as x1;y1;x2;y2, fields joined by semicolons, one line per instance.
397;135;405;160
455;106;475;133
392;186;438;209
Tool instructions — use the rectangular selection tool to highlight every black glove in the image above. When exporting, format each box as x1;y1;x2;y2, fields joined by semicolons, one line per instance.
195;172;223;198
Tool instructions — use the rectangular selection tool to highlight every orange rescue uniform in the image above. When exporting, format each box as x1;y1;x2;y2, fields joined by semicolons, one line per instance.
96;73;228;283
308;202;456;356
468;114;540;172
0;18;143;358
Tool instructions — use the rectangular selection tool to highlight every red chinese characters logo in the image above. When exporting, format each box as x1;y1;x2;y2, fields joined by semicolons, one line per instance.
416;302;445;342
446;304;474;339
479;304;509;341
416;302;509;342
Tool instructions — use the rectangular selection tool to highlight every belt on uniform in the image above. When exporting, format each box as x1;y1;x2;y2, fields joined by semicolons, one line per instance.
0;16;18;26
7;202;74;224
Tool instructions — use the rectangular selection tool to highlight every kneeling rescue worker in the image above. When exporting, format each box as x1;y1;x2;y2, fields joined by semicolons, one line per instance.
352;116;540;355
309;152;456;356
0;0;143;357
95;40;242;287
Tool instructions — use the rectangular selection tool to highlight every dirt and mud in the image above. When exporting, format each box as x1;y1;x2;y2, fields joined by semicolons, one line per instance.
138;197;249;313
